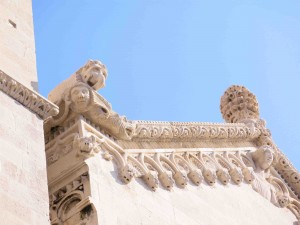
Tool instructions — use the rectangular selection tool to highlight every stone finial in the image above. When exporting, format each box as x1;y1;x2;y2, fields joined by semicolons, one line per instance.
220;85;259;123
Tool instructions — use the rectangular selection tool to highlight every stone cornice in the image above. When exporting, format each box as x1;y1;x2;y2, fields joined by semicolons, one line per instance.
0;70;59;119
132;120;261;141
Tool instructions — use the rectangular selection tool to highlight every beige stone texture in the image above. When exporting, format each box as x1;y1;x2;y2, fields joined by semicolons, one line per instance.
86;156;297;225
0;0;38;91
44;61;300;225
0;92;50;224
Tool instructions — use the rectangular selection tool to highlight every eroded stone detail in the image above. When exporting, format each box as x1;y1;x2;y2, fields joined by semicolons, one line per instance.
48;60;108;103
49;172;95;225
73;134;102;157
220;85;259;123
45;62;135;140
45;64;300;223
220;85;300;200
0;70;59;119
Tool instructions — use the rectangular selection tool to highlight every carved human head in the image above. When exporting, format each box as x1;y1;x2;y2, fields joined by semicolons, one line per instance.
80;60;107;90
252;145;275;170
277;195;290;208
69;83;92;113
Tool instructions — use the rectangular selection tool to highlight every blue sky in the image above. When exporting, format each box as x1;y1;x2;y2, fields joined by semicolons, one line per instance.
33;0;300;169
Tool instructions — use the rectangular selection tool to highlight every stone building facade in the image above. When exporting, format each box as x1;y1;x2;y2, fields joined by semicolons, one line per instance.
0;0;58;224
1;1;300;225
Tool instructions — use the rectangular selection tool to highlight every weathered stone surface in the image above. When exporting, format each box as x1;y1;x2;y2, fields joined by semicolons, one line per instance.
0;0;38;91
45;61;300;225
0;92;50;225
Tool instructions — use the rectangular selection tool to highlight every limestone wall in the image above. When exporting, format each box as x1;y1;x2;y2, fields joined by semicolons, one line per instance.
0;0;38;91
0;92;50;224
88;156;297;225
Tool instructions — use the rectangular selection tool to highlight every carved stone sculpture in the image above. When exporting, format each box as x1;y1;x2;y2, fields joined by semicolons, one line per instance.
73;134;101;157
68;83;135;139
48;60;108;104
216;168;230;185
250;146;278;203
220;85;259;123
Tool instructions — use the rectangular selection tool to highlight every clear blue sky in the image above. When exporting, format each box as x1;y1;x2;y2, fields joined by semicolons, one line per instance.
32;0;300;170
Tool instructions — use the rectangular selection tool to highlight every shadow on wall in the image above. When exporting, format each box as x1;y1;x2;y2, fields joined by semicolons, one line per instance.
31;81;39;92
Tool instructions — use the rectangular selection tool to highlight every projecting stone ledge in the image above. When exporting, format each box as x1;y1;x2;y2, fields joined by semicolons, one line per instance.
45;60;300;224
0;70;59;119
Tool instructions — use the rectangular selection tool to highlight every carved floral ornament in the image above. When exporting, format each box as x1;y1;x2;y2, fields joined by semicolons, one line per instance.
0;70;59;119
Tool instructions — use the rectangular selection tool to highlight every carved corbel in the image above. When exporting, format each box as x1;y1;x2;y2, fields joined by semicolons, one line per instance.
100;141;134;184
49;173;94;225
145;154;173;191
73;134;102;157
195;153;217;186
206;153;230;185
134;154;159;191
173;153;203;186
159;153;188;189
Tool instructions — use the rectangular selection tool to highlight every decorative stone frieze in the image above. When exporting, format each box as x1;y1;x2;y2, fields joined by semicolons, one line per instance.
0;70;59;119
132;121;261;141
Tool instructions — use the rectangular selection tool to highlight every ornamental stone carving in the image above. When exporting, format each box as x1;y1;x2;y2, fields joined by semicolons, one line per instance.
220;85;259;123
45;64;300;223
45;60;135;140
73;134;101;157
133;121;261;141
49;172;96;225
48;60;108;104
0;70;59;119
220;85;300;200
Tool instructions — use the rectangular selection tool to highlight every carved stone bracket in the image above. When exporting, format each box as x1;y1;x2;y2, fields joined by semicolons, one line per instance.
100;140;300;220
49;172;96;225
0;70;59;119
